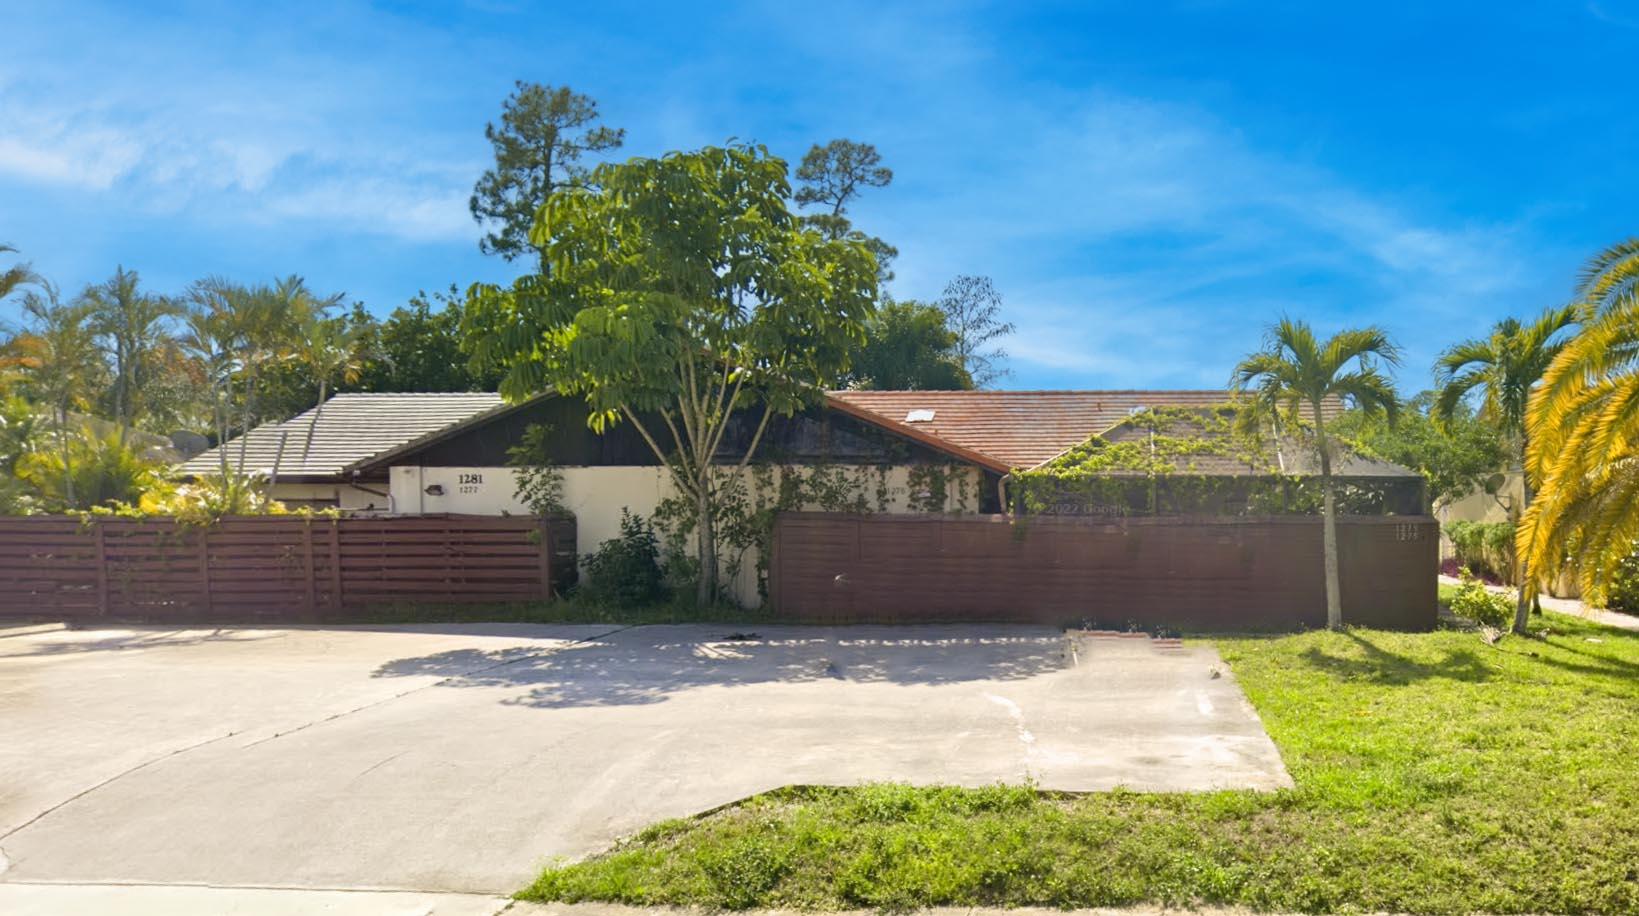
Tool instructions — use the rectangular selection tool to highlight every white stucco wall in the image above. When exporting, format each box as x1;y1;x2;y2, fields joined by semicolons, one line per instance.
267;482;390;512
388;464;984;606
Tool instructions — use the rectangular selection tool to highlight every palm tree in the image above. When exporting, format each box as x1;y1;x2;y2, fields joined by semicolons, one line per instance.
82;266;183;443
7;285;105;507
177;296;239;483
1521;238;1639;606
1;244;38;305
1433;305;1577;631
1232;318;1401;629
287;298;363;464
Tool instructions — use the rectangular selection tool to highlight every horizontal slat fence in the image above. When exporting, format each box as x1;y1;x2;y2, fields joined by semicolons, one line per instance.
0;514;575;622
771;512;1438;630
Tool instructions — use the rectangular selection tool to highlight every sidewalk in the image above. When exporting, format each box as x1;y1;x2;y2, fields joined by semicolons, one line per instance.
1439;574;1639;632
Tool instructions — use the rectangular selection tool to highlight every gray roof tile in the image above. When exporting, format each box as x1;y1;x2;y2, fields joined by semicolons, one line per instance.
176;393;508;479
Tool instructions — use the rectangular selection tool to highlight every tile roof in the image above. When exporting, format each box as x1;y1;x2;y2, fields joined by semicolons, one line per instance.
176;393;509;480
827;390;1333;470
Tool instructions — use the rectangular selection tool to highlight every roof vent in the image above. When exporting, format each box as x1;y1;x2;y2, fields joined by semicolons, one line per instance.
904;409;936;423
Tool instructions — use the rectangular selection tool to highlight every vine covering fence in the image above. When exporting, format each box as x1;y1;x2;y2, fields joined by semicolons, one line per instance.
0;514;575;622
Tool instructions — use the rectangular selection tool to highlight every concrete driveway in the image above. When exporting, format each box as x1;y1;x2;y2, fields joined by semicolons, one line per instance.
0;620;1288;896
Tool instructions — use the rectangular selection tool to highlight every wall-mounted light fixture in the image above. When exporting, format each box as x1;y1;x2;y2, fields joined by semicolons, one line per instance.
424;484;445;496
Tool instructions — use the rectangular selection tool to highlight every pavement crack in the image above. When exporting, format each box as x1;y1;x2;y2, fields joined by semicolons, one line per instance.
0;729;242;842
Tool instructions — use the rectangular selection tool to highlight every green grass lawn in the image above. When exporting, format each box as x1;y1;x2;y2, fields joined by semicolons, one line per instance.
520;612;1639;914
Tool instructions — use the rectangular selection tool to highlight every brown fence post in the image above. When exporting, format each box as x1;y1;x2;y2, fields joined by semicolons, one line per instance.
327;519;343;611
198;526;212;616
93;520;109;618
302;520;317;619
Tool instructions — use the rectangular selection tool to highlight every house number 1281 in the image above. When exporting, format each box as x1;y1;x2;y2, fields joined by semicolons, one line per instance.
457;472;483;494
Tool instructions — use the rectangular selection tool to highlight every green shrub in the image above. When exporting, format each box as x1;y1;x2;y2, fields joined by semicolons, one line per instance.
1444;520;1516;584
578;509;668;607
1448;569;1514;628
1606;551;1639;613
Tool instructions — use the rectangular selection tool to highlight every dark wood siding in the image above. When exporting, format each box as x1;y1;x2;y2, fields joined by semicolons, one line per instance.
384;398;979;469
770;512;1437;630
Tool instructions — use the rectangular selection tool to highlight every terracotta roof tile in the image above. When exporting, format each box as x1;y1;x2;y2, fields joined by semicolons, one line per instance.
825;390;1344;470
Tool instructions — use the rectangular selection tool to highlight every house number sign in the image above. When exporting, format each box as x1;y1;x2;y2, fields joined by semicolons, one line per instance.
457;472;484;495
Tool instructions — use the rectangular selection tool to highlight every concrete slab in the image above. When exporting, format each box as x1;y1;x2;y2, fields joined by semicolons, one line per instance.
0;622;1287;896
0;882;508;915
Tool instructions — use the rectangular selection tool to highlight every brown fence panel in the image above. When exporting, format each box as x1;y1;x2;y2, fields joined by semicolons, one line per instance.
0;514;573;622
771;513;1437;630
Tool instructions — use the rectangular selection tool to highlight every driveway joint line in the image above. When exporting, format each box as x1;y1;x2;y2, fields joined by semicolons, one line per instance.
0;729;243;843
4;624;635;845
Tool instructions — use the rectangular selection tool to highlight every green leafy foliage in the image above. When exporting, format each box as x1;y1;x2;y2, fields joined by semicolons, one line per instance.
14;421;167;511
1602;550;1639;613
356;288;504;394
843;299;972;390
505;422;566;517
1013;406;1413;517
1447;569;1515;628
579;509;668;607
1443;520;1516;584
1333;391;1507;509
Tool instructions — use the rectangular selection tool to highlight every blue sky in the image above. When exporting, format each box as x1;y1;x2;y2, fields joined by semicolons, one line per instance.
3;1;1634;391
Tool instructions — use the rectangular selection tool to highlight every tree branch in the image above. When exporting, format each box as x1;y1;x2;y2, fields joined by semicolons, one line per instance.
623;404;700;499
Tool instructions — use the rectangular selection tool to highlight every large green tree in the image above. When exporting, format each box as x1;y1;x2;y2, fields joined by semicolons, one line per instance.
469;82;625;267
7;284;105;506
357;288;504;393
465;144;878;604
1232;318;1401;630
845;299;972;390
794;139;897;281
1334;391;1506;510
1435;304;1577;632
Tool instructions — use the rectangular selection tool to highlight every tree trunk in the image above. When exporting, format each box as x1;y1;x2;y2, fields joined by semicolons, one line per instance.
236;371;258;479
303;379;327;465
57;405;76;509
1314;401;1342;630
113;354;128;449
1513;440;1535;634
695;482;717;607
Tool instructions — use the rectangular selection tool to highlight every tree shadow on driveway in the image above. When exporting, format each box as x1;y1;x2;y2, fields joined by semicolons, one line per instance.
370;625;1073;709
0;627;285;660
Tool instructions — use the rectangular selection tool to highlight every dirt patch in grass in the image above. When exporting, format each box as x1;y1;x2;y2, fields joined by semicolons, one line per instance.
521;613;1639;914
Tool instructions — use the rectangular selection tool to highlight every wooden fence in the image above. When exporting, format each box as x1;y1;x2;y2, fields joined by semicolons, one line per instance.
0;514;576;622
771;512;1438;630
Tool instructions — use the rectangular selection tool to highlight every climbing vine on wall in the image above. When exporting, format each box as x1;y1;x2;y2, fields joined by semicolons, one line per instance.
1012;405;1411;517
651;460;976;605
